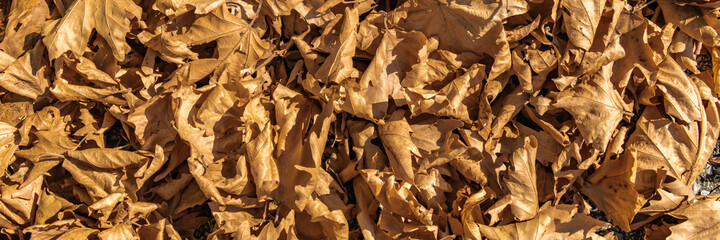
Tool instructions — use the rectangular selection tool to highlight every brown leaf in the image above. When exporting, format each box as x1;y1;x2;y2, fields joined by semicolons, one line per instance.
97;223;137;240
361;169;433;225
0;0;49;58
581;146;640;232
666;199;720;239
658;0;720;47
0;121;18;178
655;58;704;122
554;73;632;151
472;204;578;240
245;105;280;200
67;148;148;169
0;44;48;99
127;94;176;150
354;30;425;120
392;0;520;79
314;7;359;84
3;0;720;237
153;0;225;16
504;136;539;221
378;110;420;184
627;106;710;194
562;0;605;50
405;64;485;122
43;0;141;61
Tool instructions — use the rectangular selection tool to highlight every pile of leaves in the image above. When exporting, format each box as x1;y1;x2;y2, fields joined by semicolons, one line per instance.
2;0;720;239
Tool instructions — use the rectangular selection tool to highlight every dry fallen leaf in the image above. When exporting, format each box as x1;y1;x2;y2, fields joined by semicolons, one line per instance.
666;199;720;239
1;0;720;239
42;0;142;61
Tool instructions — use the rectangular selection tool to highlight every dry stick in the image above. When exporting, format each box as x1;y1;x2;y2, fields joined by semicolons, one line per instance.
710;183;720;195
248;0;264;28
342;0;369;4
632;0;657;14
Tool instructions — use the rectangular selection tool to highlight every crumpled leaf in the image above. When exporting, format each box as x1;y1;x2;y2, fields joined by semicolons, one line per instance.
655;58;704;122
353;29;425;120
0;121;18;177
562;0;606;50
244;98;280;201
470;203;606;240
392;0;522;79
153;0;225;17
0;43;48;99
503;136;539;221
361;169;433;225
378;110;420;184
627;106;714;193
314;7;359;84
0;0;49;58
3;0;720;238
42;0;141;61
581;145;640;232
658;0;720;47
98;223;137;240
67;148;148;169
666;199;720;239
127;94;176;150
554;73;632;151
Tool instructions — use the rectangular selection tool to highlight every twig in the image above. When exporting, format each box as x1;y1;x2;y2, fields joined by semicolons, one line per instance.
248;0;264;28
632;0;657;14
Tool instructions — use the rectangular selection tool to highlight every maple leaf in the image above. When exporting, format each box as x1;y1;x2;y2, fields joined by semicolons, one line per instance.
3;0;720;238
554;73;632;151
42;0;141;61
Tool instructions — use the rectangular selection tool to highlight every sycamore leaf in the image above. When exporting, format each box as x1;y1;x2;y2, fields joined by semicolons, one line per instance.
3;0;720;238
658;0;720;47
378;110;420;184
170;6;249;49
392;0;523;56
64;55;116;85
138;32;198;65
314;7;359;83
153;0;225;16
23;220;88;239
50;78;127;106
655;58;704;122
541;209;611;240
42;0;141;61
581;150;640;232
246;117;280;201
97;223;137;240
66;148;148;169
473;204;584;240
353;29;426;120
667;199;720;239
392;0;521;79
361;169;433;225
0;44;48;99
627;107;705;190
504;136;539;221
554;73;632;151
169;6;274;84
404;64;485;123
562;0;606;50
127;94;176;150
215;27;275;78
56;228;98;240
0;177;42;225
0;121;18;177
0;0;49;58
